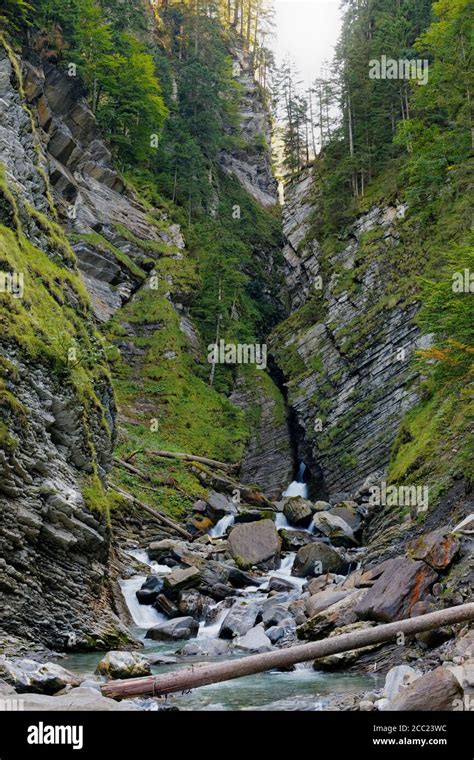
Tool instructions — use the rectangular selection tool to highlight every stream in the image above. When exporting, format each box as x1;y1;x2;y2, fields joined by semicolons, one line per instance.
60;467;379;710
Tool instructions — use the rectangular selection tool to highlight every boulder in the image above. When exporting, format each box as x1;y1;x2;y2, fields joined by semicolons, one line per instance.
280;529;314;552
305;589;352;618
262;603;292;629
153;594;180;618
383;665;420;701
268;576;299;593
329;502;362;532
19;687;133;711
386;667;463;711
148;539;183;562
312;512;358;548
283;496;313;527
234;625;273;653
408;527;460;570
206;490;237;518
145;616;199;641
354;557;438;623
136;575;164;605
0;658;80;695
95;651;151;680
177;590;212;620
219;600;260;639
180;639;231;657
163;566;201;596
312;501;331;512
298;589;367;640
266;621;296;644
292;542;348;577
228;519;280;570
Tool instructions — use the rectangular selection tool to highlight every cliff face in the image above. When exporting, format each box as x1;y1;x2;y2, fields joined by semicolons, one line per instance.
219;45;277;209
271;168;432;495
0;45;132;651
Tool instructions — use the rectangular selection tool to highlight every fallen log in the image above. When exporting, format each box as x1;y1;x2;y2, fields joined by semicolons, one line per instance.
146;448;238;472
101;602;474;700
111;483;192;541
189;465;276;511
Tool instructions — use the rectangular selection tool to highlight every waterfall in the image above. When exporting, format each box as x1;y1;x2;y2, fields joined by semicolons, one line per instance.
209;514;235;538
119;576;166;629
282;461;308;499
125;548;172;574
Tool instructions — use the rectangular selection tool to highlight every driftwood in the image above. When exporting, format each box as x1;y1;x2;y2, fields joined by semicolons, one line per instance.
111;484;192;541
190;465;276;511
146;448;238;472
101;602;474;700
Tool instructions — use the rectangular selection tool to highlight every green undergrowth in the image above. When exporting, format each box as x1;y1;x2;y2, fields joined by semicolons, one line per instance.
69;232;147;281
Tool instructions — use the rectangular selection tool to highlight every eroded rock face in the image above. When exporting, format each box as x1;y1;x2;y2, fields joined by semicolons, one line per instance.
0;49;130;651
272;167;430;494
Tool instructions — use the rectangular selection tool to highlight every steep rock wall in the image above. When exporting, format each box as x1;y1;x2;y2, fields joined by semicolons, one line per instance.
271;168;431;495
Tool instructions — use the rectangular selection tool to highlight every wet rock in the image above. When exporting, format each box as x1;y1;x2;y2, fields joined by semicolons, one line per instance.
206;491;238;519
312;501;331;512
0;658;80;695
136;576;164;605
268;576;299;593
153;594;180;618
266;621;296;644
312;512;358;548
95;651;151;680
219;600;260;639
177;590;212;620
234;624;273;653
283;497;313;527
329;502;362;533
228;519;280;570
19;687;134;711
408;527;460;570
383;665;420;701
262;603;292;629
354;557;438;622
163;566;201;597
385;667;463;711
292;542;348;577
145;617;199;641
226;566;261;588
280;529;315;552
148;539;183;562
180;639;231;657
304;575;337;595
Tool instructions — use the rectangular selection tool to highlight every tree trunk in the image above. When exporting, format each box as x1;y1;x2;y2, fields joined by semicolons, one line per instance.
102;603;474;700
147;448;238;472
111;485;193;540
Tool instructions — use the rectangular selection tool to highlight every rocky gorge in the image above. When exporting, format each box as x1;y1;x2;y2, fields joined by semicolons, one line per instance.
0;5;473;714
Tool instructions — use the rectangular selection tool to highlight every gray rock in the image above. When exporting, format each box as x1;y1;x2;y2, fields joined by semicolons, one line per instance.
280;529;315;552
283;497;313;527
180;639;230;657
163;566;201;596
312;511;358;548
234;624;273;653
219;600;260;639
292;542;348;577
20;687;133;711
95;651;151;679
383;665;420;701
305;589;352;618
355;557;438;622
385;667;463;711
0;658;80;695
145;617;199;641
228;519;280;570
